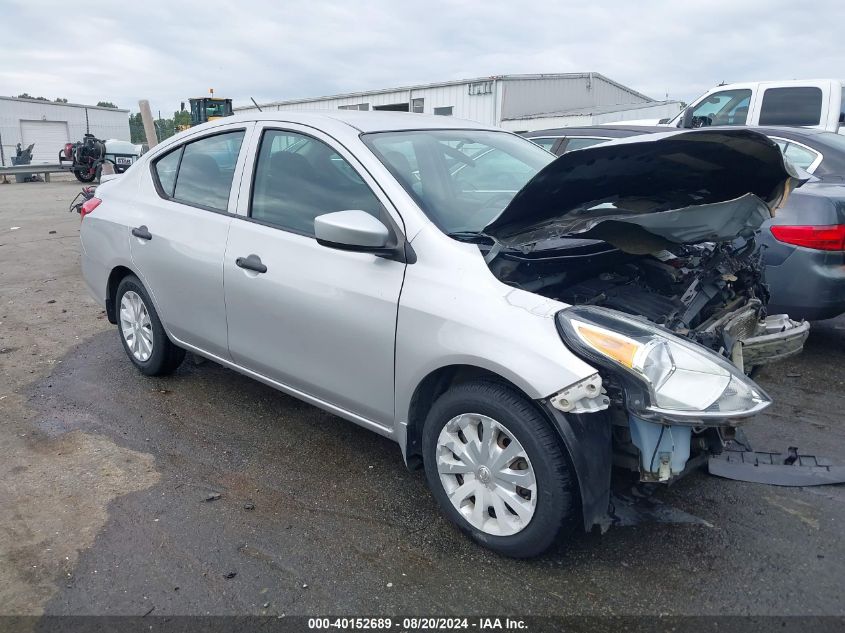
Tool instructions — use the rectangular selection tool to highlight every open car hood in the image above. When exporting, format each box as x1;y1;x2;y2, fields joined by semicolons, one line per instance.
485;129;805;253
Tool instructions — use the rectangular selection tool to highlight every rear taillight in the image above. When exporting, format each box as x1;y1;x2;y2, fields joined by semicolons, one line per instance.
80;197;102;220
771;224;845;251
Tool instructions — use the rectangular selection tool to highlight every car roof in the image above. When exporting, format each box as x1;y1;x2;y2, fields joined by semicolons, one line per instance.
708;125;828;138
708;126;845;154
705;126;845;179
526;124;843;146
524;125;668;138
219;110;495;133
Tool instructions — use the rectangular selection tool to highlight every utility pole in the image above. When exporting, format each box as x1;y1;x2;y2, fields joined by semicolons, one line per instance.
0;129;6;183
138;99;159;149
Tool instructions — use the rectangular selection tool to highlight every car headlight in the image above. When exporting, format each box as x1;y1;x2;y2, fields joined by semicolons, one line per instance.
556;305;771;424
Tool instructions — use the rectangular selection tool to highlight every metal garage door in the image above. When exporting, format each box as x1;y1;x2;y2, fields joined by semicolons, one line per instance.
20;120;70;164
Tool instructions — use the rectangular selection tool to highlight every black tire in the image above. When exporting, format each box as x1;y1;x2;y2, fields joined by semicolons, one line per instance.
74;168;96;183
422;381;576;558
115;275;185;376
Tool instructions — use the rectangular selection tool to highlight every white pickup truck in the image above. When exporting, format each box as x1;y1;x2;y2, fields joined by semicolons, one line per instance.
662;79;845;134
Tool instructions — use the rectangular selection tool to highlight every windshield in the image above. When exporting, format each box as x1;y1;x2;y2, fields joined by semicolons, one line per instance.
206;99;232;118
363;130;554;234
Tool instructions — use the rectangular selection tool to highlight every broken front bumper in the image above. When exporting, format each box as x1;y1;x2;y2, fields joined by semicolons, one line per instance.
710;447;845;486
740;314;810;367
708;305;810;370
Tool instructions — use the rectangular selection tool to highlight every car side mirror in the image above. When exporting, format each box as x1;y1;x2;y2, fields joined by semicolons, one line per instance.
315;210;390;252
681;107;694;128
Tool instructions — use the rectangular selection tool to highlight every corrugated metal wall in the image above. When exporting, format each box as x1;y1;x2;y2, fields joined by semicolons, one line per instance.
237;83;498;125
500;75;650;119
235;74;657;129
499;102;685;133
0;98;130;165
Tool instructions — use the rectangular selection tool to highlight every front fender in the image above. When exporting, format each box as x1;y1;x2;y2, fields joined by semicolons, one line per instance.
537;402;613;532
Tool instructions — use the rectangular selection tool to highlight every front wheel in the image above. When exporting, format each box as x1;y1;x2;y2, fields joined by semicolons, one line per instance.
115;275;185;376
422;381;576;558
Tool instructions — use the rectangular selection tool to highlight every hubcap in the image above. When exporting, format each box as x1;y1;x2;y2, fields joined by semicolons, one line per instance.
436;413;537;536
119;290;154;362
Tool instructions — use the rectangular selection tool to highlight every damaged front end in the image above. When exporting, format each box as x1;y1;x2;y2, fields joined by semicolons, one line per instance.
481;130;818;525
485;128;810;372
556;305;771;480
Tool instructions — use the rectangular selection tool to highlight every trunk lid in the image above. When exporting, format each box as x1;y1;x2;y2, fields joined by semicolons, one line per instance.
485;129;805;253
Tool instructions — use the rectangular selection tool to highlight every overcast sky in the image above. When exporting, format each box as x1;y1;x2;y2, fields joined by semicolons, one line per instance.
1;0;842;115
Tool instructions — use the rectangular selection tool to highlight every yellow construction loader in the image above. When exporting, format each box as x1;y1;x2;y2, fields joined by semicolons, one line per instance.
178;91;234;130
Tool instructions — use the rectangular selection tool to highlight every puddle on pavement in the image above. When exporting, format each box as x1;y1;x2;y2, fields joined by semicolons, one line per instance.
609;483;713;528
34;411;100;438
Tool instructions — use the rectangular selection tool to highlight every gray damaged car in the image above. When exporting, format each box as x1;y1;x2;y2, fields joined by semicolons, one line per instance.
80;114;808;557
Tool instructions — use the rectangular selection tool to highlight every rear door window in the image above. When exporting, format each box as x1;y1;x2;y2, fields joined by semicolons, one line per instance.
759;87;823;126
768;136;823;172
563;137;611;152
172;131;245;210
783;143;822;171
528;137;558;151
153;147;181;197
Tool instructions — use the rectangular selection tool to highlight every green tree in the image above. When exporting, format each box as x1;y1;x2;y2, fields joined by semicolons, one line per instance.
54;97;68;103
97;101;117;108
17;93;49;100
174;110;191;129
129;112;146;144
128;109;197;145
155;116;175;141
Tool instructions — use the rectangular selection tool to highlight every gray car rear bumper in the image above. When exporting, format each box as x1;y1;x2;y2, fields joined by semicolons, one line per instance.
765;247;845;321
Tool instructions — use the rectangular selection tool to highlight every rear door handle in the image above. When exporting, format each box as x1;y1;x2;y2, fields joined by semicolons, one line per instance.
235;254;267;274
131;225;152;240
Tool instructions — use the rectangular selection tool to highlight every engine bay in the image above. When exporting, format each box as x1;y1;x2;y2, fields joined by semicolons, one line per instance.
488;237;769;355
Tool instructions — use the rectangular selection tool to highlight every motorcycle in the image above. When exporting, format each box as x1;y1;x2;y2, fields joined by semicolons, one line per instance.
60;134;106;183
59;135;141;183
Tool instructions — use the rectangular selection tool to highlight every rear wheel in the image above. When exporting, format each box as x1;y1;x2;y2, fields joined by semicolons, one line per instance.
422;381;576;558
115;275;185;376
73;167;96;183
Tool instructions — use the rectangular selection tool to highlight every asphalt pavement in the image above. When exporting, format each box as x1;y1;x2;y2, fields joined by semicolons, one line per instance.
1;181;843;618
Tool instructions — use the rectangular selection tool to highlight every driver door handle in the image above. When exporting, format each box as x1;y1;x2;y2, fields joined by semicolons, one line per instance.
235;254;267;274
131;225;152;240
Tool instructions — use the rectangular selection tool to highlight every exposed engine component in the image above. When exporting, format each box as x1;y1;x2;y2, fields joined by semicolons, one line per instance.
554;240;768;334
489;238;774;358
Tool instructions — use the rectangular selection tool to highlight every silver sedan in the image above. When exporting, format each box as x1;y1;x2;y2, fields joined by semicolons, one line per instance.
80;112;799;557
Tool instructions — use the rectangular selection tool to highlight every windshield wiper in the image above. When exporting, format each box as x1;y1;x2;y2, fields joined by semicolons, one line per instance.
447;231;510;264
446;230;494;244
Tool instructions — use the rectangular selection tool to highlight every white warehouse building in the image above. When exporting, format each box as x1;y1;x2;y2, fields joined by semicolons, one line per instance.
0;96;130;165
237;72;683;132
